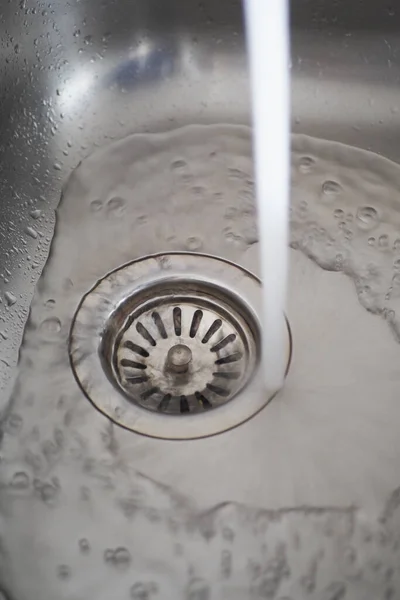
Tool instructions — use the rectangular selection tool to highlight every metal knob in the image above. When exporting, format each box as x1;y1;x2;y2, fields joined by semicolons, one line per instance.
166;344;193;374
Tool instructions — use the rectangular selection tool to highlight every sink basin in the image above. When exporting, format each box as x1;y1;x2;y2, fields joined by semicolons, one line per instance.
2;1;400;598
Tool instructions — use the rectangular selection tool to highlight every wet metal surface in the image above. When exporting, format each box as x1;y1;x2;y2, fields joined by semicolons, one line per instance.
2;1;400;598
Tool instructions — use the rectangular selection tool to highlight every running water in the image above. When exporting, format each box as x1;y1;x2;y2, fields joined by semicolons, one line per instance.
3;125;400;598
244;0;290;392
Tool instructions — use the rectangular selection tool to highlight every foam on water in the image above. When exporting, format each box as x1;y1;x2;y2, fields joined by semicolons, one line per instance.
2;125;400;598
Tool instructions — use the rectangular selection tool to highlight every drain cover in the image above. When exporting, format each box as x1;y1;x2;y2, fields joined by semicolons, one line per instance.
69;253;291;439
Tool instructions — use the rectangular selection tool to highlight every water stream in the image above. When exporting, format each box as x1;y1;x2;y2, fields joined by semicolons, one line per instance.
244;0;290;392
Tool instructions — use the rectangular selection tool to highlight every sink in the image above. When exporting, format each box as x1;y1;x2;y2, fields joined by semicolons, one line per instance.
2;1;400;598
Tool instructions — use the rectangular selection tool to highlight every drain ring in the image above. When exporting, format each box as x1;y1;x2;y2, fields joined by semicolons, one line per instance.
69;252;292;439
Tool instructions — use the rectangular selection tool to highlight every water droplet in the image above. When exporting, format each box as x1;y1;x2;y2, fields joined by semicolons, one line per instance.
368;237;376;246
10;471;29;489
113;547;131;569
90;200;102;212
379;234;389;248
107;196;125;214
334;209;344;219
45;298;56;308
30;209;42;219
25;226;38;239
185;236;203;251
78;538;90;554
394;259;400;270
298;155;315;174
39;317;61;336
4;292;17;307
356;206;379;230
322;180;342;197
57;564;71;580
53;162;62;171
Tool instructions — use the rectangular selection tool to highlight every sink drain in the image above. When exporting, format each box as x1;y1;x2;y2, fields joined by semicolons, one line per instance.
69;253;291;439
113;290;255;414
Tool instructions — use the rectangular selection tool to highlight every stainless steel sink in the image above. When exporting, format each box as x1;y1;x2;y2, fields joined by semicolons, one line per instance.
2;1;400;598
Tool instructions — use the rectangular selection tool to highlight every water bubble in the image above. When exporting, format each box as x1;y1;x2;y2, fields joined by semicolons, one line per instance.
386;310;395;323
379;234;389;249
334;253;344;271
322;180;342;197
107;196;126;214
242;220;258;245
104;549;114;563
4;292;17;306
40;483;58;504
113;547;131;569
130;583;149;599
171;159;187;171
393;238;400;251
5;413;23;435
223;228;243;246
185;236;203;251
394;259;400;270
333;209;344;219
56;565;71;580
78;538;90;554
356;206;379;230
10;471;30;489
368;237;376;246
90;200;103;212
25;226;38;239
45;298;56;308
298;156;315;174
299;200;308;212
39;317;61;336
136;215;148;225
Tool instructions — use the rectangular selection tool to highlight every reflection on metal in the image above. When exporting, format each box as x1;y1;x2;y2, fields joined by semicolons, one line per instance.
69;252;291;438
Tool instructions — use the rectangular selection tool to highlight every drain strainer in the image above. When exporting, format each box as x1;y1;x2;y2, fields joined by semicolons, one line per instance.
69;253;291;439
